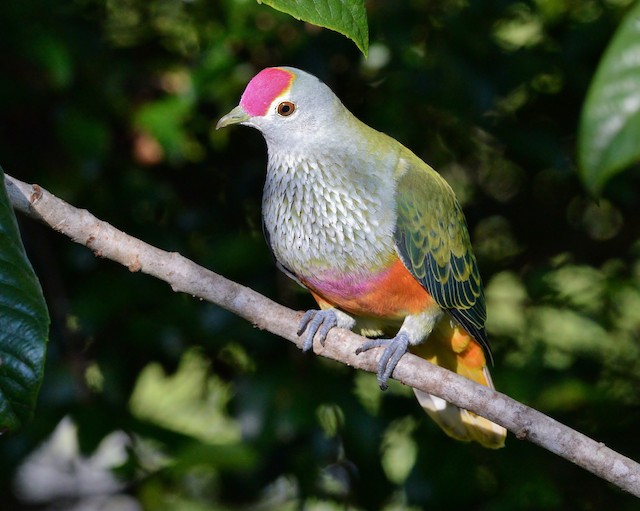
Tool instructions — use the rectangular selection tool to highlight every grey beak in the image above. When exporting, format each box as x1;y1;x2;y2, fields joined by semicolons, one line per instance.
216;105;250;130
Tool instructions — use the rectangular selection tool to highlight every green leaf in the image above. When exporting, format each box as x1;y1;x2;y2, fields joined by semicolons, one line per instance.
578;2;640;195
129;349;240;445
134;95;196;160
0;169;49;432
259;0;369;57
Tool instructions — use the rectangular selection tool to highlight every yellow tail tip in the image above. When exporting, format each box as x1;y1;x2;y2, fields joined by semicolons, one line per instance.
414;390;507;449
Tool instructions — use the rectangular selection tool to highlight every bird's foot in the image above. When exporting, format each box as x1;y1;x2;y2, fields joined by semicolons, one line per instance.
297;309;338;352
356;333;410;390
297;308;356;352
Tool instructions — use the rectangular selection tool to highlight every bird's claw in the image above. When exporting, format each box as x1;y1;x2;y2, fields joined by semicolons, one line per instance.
356;333;410;390
297;309;338;352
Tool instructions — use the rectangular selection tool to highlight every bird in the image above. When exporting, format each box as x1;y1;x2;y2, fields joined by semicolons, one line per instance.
217;66;506;448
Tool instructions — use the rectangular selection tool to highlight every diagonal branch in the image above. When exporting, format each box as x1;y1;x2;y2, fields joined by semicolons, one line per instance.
4;173;640;497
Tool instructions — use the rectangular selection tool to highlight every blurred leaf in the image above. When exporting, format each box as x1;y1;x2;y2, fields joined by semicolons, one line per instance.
58;108;110;161
493;4;543;51
528;306;609;369
172;442;257;473
304;498;363;511
353;371;382;415
259;0;369;56
13;417;128;503
134;94;196;161
129;349;240;444
578;1;640;195
537;379;590;411
29;33;73;89
0;168;49;432
316;403;344;437
380;417;417;485
543;264;605;315
485;271;527;338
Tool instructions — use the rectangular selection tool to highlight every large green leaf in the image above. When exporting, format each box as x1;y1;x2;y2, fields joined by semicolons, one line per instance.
578;2;640;195
259;0;369;57
0;169;49;432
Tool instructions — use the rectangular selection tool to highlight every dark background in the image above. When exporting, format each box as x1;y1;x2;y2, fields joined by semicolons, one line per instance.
1;0;640;509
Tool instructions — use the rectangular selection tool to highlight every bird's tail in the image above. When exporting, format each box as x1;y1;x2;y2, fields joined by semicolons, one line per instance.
410;319;507;449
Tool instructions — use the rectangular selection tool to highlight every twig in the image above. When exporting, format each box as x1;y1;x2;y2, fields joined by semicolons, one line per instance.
4;173;640;496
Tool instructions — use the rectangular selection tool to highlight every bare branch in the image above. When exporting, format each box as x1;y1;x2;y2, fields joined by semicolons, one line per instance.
5;173;640;497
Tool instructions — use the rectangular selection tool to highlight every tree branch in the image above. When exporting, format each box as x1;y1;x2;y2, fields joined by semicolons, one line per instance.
5;173;640;497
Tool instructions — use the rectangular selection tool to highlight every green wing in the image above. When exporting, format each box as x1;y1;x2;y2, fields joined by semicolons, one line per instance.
394;156;490;356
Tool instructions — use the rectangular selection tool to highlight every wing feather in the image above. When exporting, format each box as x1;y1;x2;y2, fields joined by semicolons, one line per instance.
394;157;490;357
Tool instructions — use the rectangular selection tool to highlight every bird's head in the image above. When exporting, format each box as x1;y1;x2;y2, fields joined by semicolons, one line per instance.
216;67;344;147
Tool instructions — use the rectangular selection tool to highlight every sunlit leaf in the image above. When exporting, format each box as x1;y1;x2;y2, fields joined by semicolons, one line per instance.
578;1;640;195
129;349;240;444
528;306;609;369
0;169;49;432
485;271;527;338
380;417;417;485
259;0;369;57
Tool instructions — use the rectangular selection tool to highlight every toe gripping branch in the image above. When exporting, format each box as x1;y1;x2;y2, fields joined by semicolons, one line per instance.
356;333;410;390
297;309;410;391
297;309;338;352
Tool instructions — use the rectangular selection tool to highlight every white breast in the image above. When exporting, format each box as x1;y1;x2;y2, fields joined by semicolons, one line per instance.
262;151;397;279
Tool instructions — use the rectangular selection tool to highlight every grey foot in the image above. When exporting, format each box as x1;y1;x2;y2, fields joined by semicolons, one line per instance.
355;333;410;390
297;309;337;352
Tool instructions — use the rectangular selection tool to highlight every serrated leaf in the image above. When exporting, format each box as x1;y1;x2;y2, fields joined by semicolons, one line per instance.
578;2;640;195
259;0;369;57
0;169;49;432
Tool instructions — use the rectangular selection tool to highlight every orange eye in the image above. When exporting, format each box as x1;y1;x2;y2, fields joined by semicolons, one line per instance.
277;101;296;116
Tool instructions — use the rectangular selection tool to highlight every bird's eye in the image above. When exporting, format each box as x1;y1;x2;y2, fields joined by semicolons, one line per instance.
277;101;296;117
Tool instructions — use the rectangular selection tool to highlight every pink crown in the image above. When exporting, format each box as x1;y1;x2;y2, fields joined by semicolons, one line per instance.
240;68;295;117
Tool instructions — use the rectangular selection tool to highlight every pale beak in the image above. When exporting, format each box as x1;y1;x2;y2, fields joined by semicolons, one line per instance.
216;105;250;130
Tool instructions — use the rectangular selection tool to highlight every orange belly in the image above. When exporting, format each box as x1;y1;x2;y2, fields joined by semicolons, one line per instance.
303;258;437;320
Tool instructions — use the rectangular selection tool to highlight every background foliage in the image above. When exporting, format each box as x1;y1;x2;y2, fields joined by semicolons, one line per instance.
2;0;640;509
